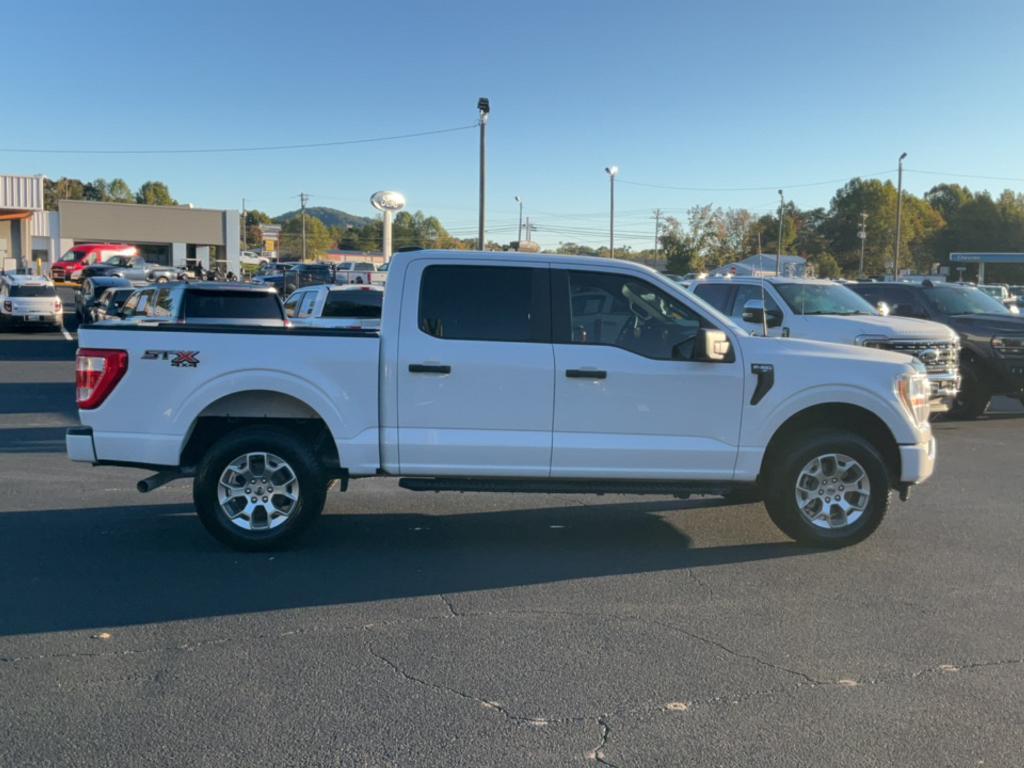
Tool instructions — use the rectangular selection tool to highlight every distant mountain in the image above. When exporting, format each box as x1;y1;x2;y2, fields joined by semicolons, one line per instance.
274;207;374;230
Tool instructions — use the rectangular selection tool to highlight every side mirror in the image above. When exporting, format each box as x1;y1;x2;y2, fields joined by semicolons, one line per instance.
695;328;731;362
876;301;891;316
741;299;783;328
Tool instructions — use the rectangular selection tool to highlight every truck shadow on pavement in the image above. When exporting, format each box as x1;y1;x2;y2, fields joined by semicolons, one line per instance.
0;426;71;453
0;336;77;362
0;498;811;636
0;383;76;416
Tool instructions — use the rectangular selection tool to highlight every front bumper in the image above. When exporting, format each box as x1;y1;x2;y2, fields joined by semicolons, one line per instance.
927;371;960;413
899;436;936;485
66;427;97;463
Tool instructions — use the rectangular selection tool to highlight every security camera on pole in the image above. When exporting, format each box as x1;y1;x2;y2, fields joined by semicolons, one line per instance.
370;191;407;262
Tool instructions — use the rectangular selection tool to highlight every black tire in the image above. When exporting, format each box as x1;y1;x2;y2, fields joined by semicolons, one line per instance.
763;429;891;548
193;425;327;551
948;363;990;420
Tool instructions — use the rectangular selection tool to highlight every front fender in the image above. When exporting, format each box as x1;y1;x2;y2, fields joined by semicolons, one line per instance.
749;383;919;448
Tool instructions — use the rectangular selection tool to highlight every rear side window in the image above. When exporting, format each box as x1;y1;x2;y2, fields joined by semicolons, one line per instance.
183;290;283;320
324;290;382;319
692;283;732;312
10;285;57;297
418;265;549;343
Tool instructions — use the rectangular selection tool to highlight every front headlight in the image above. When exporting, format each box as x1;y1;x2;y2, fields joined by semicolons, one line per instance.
992;336;1024;355
896;373;931;426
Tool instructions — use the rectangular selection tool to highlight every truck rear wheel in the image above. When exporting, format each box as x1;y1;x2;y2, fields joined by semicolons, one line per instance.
193;426;327;551
763;430;891;548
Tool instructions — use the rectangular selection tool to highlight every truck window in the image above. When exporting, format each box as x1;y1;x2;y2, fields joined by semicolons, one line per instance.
183;290;283;320
692;282;732;312
323;290;382;318
9;285;57;298
418;265;549;343
730;284;781;318
558;270;704;360
298;291;318;317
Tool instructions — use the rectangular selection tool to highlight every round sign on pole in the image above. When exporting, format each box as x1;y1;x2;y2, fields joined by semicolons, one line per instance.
370;191;406;212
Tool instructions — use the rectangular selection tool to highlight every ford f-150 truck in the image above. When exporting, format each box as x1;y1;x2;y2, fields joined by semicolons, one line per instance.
66;250;936;551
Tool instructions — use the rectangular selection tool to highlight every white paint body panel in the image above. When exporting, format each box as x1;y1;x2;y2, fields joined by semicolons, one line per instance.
71;250;935;489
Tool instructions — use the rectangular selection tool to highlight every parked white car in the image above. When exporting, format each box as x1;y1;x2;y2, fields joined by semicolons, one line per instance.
284;284;383;330
0;274;63;329
692;276;960;411
333;262;385;286
68;250;935;551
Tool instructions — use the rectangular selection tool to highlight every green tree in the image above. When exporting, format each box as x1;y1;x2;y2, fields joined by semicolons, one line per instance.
136;181;177;206
107;178;135;204
280;215;333;260
813;253;843;279
43;177;85;210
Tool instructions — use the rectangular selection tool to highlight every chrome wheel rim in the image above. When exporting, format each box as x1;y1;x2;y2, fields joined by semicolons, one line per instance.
794;453;870;530
217;452;299;531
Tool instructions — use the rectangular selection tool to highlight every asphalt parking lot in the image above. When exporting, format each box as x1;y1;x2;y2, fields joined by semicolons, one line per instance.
1;307;1022;767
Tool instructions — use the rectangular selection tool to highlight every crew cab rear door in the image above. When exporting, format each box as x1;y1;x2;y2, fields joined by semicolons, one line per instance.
550;267;744;480
396;260;554;476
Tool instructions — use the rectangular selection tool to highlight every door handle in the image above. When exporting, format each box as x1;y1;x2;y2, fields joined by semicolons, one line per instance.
565;368;607;379
409;363;452;374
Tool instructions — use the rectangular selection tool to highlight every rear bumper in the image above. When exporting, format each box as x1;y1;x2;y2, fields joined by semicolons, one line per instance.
1;312;61;326
899;436;936;485
66;426;97;463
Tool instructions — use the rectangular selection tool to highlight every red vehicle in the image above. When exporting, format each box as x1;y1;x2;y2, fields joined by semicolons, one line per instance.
50;243;139;283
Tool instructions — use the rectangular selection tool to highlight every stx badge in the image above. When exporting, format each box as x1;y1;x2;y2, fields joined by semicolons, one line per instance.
142;350;200;367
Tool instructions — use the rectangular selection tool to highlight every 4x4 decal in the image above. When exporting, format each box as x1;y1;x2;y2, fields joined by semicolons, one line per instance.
142;350;200;367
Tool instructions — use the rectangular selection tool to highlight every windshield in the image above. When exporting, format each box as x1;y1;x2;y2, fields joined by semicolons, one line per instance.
60;249;88;263
775;283;878;316
922;285;1010;315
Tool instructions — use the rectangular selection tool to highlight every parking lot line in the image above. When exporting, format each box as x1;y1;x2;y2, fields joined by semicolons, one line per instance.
60;327;74;342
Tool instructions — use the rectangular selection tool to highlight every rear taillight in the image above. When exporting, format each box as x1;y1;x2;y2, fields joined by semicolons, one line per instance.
76;349;128;409
2;301;10;312
54;299;62;313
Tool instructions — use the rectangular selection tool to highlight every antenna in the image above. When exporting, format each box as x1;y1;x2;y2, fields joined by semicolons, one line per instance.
759;254;769;337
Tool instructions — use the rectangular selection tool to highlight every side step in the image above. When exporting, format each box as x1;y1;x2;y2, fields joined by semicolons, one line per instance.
398;477;757;498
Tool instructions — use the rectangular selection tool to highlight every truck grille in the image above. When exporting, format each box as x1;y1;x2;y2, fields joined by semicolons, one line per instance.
865;339;959;373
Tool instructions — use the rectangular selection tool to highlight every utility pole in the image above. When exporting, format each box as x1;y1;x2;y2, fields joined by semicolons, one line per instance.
858;211;868;276
241;197;247;250
515;195;524;244
605;166;618;258
525;217;532;242
477;98;490;250
299;192;309;261
653;208;662;260
776;190;785;275
893;151;907;278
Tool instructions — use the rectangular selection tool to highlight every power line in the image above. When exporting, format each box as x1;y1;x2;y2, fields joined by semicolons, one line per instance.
0;123;479;155
616;169;897;193
906;168;1024;184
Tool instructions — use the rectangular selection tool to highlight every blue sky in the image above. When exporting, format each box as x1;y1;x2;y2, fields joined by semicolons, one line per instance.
3;0;1023;250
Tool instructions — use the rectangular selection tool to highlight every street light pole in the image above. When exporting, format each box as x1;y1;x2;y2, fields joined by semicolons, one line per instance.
776;189;784;275
300;192;308;261
477;98;490;250
515;195;523;243
858;211;868;276
894;151;907;277
605;166;618;258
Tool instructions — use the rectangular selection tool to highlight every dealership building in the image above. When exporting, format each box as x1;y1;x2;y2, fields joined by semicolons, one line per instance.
0;174;240;275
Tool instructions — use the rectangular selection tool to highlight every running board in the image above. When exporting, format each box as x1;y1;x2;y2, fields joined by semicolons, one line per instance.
398;477;757;497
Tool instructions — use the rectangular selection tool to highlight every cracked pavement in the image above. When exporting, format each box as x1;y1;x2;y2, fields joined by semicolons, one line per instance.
2;329;1023;767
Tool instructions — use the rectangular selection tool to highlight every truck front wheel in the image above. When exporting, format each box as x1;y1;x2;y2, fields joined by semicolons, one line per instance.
193;426;327;551
763;430;891;548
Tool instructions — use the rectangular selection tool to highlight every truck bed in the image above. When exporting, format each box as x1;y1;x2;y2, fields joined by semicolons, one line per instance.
75;323;382;474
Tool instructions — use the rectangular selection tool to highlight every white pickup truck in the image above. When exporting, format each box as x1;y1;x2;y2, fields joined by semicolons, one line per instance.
67;250;936;551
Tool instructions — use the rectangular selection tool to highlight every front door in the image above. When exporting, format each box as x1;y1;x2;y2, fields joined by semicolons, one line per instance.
550;268;744;480
396;260;554;476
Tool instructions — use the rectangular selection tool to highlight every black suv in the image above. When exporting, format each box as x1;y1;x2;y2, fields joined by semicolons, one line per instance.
850;280;1024;418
